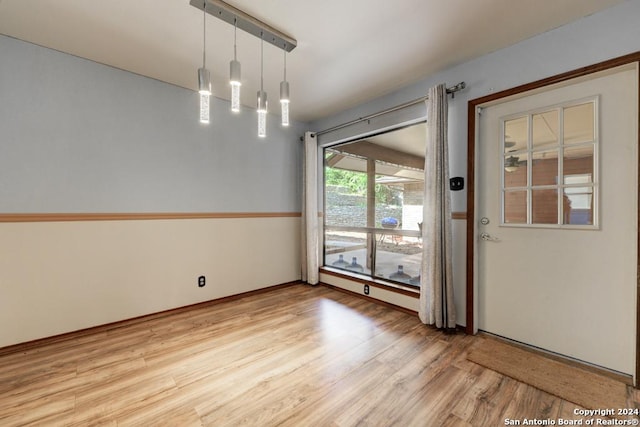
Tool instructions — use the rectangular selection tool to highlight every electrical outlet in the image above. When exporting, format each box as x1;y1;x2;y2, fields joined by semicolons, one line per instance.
364;284;370;295
450;177;464;191
198;276;206;287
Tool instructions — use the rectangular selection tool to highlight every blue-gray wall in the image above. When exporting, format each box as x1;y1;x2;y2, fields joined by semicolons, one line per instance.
0;35;307;213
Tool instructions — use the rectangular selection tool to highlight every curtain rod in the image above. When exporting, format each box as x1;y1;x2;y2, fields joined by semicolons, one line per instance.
314;82;466;137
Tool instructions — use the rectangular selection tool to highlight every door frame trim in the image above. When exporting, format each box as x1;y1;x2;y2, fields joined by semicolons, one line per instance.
465;52;640;383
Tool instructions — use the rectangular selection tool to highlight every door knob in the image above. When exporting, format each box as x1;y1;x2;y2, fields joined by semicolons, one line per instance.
480;232;498;241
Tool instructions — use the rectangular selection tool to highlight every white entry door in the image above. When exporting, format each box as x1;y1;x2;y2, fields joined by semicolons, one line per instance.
477;64;638;376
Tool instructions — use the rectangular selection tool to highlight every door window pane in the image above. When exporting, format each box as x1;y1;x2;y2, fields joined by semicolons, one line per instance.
564;102;594;145
375;231;421;285
563;187;593;225
504;191;527;224
504;117;528;153
325;231;370;275
563;145;594;182
374;176;422;284
324;154;368;227
532;150;558;186
504;153;528;188
532;110;558;149
532;189;558;224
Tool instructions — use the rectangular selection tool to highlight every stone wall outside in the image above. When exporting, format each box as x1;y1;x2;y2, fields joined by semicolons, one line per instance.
325;185;410;228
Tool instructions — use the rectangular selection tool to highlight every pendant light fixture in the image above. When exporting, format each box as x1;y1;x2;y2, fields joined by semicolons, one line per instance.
280;49;290;127
190;0;297;132
229;17;241;113
256;33;267;138
197;1;211;124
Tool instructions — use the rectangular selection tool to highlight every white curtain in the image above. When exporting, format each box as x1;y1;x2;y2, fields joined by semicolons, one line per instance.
301;131;319;285
419;84;456;329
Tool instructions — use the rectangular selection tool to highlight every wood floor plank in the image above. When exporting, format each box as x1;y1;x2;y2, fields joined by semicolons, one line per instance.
452;368;508;423
0;283;637;426
0;394;76;426
0;376;79;416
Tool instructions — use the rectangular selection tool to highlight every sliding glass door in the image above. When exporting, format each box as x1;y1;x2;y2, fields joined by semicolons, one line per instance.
323;124;425;287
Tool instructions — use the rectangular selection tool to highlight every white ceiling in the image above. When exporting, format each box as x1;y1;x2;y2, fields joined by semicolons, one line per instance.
0;0;626;123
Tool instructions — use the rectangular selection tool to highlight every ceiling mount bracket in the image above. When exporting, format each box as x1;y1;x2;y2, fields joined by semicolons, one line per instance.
190;0;297;52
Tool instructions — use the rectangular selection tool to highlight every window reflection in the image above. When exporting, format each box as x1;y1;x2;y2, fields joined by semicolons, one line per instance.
504;153;528;187
564;103;594;145
532;189;558;224
531;150;558;186
504;191;527;224
532;110;558;149
563;181;593;225
563;145;594;181
504;117;528;153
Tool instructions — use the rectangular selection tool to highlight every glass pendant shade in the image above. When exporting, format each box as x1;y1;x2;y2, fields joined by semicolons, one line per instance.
230;59;241;112
280;101;289;127
258;110;267;138
197;2;210;125
257;90;267;138
199;93;210;124
198;67;211;124
280;80;290;127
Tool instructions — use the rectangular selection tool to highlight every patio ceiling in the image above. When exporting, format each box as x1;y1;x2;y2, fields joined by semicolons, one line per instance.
326;123;426;183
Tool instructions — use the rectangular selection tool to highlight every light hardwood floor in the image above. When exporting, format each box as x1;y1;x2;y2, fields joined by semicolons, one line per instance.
1;283;638;426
